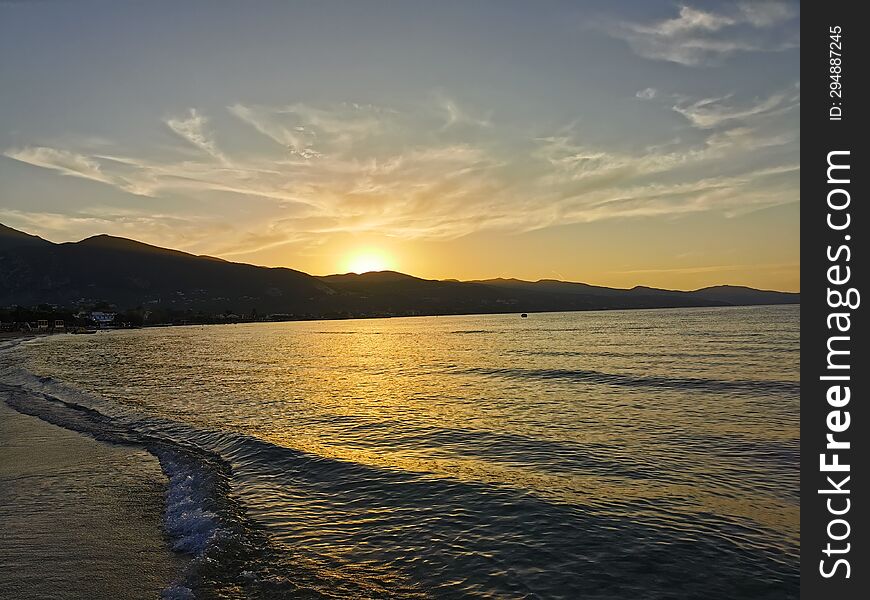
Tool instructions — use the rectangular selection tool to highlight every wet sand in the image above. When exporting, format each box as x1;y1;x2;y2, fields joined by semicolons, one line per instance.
0;399;186;599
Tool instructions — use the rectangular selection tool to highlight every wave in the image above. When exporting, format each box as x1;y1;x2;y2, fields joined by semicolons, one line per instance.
0;348;267;598
449;329;499;334
0;388;235;598
0;339;800;599
507;348;796;359
462;366;800;396
0;355;433;598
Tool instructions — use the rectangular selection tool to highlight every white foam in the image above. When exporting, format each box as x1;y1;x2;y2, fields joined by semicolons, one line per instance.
159;451;221;555
160;585;196;600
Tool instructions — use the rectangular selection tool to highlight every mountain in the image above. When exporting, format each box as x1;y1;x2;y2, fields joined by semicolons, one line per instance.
0;224;799;320
0;222;49;246
319;271;512;314
0;225;332;313
470;278;799;308
689;285;801;305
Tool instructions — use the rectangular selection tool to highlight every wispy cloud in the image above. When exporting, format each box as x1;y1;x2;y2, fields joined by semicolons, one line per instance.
672;86;799;129
2;146;158;196
436;94;492;129
165;108;228;164
0;206;215;251
4;147;110;184
605;2;799;66
3;93;799;254
614;261;799;276
229;103;320;158
229;102;390;159
736;1;796;27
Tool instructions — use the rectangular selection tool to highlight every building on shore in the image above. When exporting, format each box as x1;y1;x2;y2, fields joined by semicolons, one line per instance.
72;311;117;328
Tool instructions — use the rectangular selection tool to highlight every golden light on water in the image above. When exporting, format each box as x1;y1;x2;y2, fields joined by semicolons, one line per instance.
15;306;800;595
345;250;392;274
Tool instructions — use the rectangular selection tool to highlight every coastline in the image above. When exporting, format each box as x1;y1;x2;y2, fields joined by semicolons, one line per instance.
0;331;47;340
0;394;187;599
1;301;804;342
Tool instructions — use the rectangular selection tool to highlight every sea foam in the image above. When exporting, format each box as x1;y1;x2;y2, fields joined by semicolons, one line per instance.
158;451;221;554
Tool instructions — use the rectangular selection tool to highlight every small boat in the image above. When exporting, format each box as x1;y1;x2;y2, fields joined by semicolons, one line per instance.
521;313;528;318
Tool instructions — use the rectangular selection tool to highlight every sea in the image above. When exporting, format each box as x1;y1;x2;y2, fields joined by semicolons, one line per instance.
0;305;800;599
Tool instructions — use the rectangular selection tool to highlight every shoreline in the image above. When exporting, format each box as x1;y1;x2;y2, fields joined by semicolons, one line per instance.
2;302;802;339
0;331;47;340
0;395;187;599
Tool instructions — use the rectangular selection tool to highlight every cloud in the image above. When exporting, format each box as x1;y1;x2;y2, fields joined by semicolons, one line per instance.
646;5;736;36
437;94;492;128
636;87;658;100
614;261;798;276
229;103;321;158
3;96;799;253
3;146;158;196
165;108;228;163
228;101;392;159
0;206;213;250
737;1;796;27
672;87;799;128
605;2;798;66
703;126;796;152
4;146;110;184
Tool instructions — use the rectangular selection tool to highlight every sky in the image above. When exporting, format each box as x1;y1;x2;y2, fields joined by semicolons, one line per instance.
0;0;800;290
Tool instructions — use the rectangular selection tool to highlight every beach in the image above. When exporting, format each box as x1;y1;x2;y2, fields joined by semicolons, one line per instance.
0;397;186;599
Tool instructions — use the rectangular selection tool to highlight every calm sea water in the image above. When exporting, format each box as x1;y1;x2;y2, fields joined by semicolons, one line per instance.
1;305;799;599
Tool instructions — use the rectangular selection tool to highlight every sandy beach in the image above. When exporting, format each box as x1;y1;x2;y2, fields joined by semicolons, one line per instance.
0;398;186;599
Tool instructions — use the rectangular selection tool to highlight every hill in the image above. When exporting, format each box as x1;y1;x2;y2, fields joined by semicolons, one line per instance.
0;224;331;314
0;224;799;320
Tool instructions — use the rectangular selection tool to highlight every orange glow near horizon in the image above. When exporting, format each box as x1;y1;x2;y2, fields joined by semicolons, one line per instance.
344;250;392;274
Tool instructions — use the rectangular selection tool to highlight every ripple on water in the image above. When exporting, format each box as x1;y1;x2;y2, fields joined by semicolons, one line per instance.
2;306;800;598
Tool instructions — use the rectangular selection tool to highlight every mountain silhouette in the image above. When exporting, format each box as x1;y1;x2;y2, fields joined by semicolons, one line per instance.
0;224;799;319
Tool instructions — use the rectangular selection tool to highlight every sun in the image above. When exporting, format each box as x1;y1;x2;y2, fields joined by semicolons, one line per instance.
345;251;391;274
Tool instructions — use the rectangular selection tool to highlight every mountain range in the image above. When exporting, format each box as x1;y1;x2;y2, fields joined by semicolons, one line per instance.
0;223;799;319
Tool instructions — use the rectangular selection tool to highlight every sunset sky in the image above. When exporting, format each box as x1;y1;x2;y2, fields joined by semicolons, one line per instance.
0;1;799;290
